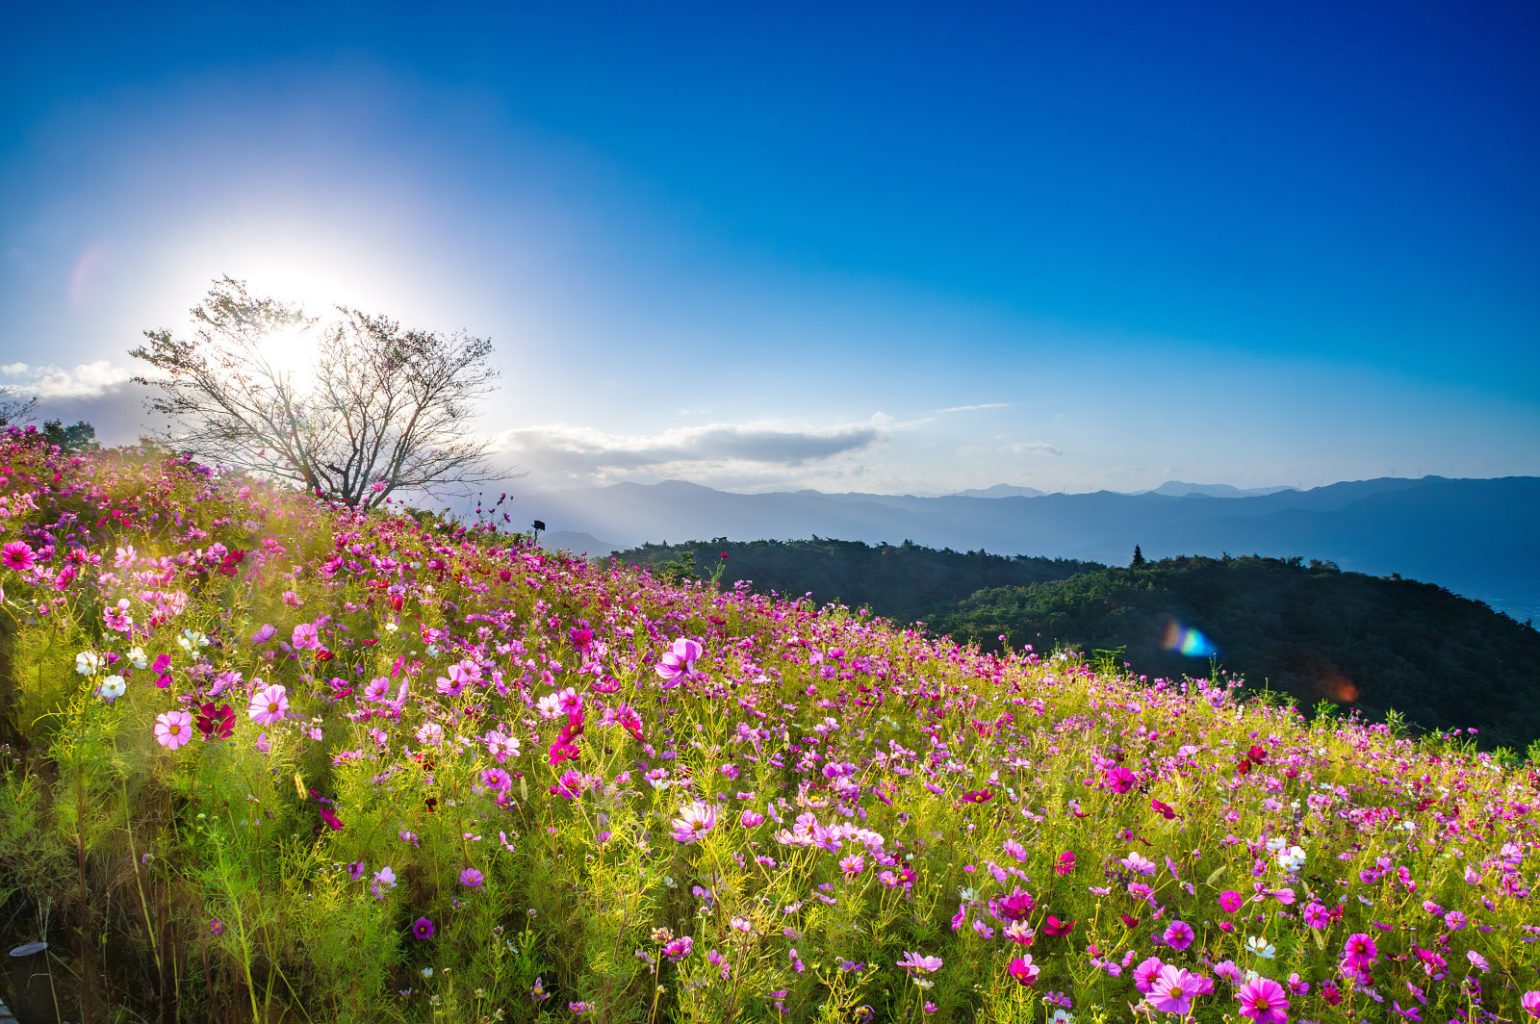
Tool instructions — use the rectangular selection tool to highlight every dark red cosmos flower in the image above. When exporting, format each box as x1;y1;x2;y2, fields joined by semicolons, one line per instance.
314;649;334;664
317;805;343;831
196;702;235;739
1236;758;1253;776
1247;744;1267;763
1151;798;1176;819
1042;916;1075;937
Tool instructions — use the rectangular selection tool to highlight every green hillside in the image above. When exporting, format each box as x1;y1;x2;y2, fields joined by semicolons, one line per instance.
935;554;1540;751
609;537;1100;626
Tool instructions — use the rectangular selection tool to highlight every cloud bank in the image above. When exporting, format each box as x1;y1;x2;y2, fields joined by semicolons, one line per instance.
498;420;890;487
2;360;134;399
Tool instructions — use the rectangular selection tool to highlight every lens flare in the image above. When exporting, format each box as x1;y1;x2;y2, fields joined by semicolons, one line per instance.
1161;620;1217;657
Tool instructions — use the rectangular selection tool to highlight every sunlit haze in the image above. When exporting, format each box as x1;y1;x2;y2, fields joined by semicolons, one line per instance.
3;2;1537;496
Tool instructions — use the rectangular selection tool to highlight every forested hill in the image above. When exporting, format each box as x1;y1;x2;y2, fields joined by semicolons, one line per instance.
934;555;1540;751
608;538;1100;628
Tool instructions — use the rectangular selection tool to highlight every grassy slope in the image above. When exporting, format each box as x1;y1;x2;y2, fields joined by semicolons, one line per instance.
0;434;1535;1023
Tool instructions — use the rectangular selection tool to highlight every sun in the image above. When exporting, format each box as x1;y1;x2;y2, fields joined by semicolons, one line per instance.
252;325;321;393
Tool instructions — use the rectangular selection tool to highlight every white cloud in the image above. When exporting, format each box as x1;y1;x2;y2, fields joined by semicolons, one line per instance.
1007;441;1063;457
498;419;891;486
8;360;134;399
937;402;1009;414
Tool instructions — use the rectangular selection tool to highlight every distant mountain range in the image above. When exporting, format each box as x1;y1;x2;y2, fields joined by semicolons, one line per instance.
516;475;1540;624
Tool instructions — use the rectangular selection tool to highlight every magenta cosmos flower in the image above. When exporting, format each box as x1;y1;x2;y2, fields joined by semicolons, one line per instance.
412;917;434;940
1;541;35;572
460;868;484;887
670;800;717;844
154;710;194;750
1236;977;1289;1024
655;638;702;686
248;682;289;725
1006;955;1038;986
1342;932;1377;966
1162;920;1195;951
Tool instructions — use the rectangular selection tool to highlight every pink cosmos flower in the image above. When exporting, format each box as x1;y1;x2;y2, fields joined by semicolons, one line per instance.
1219;889;1244;913
248;682;289;725
1521;991;1540;1018
1103;765;1137;793
655;637;703;686
460;868;484;887
662;936;693;961
1236;978;1289;1024
290;622;320;649
1;541;35;572
1162;920;1195;951
1342;932;1378;966
896;951;943;976
1134;956;1166;993
1149;964;1204;1015
154;710;194;750
670;800;717;844
1007;955;1039;986
1121;851;1157;875
1302;901;1330;928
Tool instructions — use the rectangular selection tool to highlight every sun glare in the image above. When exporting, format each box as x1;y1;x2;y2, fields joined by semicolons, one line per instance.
255;326;320;392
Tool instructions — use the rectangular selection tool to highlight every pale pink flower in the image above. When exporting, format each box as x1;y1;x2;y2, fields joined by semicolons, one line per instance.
670;800;717;844
154;710;194;750
655;638;703;686
248;682;289;725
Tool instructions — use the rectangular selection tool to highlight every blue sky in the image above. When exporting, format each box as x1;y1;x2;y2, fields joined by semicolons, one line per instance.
2;1;1537;494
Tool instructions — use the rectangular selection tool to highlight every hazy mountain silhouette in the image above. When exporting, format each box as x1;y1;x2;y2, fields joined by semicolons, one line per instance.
1142;481;1298;498
515;476;1540;622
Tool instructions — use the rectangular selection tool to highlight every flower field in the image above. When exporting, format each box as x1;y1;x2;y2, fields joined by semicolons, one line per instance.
0;430;1537;1023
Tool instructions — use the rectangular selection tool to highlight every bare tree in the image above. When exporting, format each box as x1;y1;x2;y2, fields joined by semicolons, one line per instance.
0;388;37;426
131;276;504;509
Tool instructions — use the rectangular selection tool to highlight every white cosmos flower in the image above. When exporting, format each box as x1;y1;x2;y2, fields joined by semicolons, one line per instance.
98;675;127;701
1276;845;1306;873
